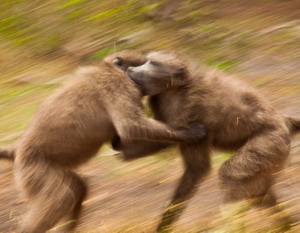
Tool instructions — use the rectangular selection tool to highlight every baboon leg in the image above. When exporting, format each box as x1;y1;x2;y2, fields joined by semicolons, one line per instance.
219;129;290;204
157;142;211;232
16;160;86;233
260;188;277;207
121;141;170;160
220;170;294;229
114;138;170;160
262;188;293;227
61;175;88;232
221;173;275;205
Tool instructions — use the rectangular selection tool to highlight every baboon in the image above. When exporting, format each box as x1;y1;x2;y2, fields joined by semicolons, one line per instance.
0;50;206;233
119;50;300;232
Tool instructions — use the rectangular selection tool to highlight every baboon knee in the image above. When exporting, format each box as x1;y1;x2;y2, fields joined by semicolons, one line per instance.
220;172;273;201
218;159;243;182
219;141;288;183
72;174;88;207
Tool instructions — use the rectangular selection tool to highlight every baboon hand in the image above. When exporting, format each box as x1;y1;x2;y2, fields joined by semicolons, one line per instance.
177;124;206;144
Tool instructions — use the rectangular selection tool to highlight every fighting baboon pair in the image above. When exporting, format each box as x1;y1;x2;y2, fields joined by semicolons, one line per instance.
118;50;300;232
0;51;206;233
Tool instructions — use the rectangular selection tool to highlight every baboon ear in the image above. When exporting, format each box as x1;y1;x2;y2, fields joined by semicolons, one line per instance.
113;57;123;67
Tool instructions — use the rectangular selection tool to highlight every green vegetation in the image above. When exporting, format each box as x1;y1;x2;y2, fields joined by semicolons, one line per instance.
0;0;299;232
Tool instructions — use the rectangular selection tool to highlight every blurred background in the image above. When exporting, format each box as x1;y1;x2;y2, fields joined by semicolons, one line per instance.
0;0;300;232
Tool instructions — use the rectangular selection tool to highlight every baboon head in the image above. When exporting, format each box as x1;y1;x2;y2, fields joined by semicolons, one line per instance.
104;50;146;71
126;50;187;95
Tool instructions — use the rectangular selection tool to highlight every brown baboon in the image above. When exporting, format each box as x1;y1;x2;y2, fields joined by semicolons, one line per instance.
120;50;300;232
0;50;206;233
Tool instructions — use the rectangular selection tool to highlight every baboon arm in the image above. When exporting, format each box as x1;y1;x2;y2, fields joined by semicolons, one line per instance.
115;117;205;144
118;140;171;160
102;81;205;144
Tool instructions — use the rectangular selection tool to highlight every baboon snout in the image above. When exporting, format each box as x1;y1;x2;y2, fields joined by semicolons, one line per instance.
126;67;142;81
127;66;134;73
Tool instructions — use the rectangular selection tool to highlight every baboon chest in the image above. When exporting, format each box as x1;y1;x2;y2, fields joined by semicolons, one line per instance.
152;91;184;125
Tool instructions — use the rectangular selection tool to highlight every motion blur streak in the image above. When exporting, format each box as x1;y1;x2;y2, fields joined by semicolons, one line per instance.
0;0;299;232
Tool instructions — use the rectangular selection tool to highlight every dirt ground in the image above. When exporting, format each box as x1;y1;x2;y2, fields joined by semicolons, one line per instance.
0;0;300;232
0;140;300;233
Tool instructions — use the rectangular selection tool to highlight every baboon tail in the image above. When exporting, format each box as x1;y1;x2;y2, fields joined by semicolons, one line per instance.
0;145;15;161
284;115;300;135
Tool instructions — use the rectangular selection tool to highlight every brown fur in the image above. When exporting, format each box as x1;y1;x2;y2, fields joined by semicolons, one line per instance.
0;50;206;233
122;50;300;232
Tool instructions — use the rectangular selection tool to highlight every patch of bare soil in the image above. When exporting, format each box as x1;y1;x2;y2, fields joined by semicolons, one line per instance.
0;1;300;232
1;143;300;233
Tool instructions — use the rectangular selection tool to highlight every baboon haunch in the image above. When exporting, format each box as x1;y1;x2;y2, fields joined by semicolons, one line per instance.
0;50;206;233
122;50;300;232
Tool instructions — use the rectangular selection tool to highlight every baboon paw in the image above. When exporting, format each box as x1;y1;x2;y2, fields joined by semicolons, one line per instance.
181;123;207;143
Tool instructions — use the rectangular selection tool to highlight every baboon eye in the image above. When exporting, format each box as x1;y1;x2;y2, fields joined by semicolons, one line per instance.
149;60;161;66
177;67;185;73
113;57;123;67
